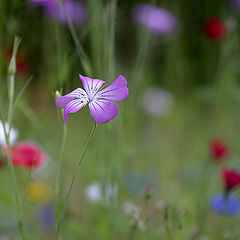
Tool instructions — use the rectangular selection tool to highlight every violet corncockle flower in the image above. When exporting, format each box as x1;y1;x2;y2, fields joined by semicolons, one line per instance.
55;75;129;125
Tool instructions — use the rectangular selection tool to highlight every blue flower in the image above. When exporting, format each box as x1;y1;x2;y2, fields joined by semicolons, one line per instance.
40;205;55;230
210;193;240;216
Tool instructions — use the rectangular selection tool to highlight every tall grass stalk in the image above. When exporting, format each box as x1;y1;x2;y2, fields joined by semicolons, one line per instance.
129;0;156;105
87;0;117;79
55;122;97;240
130;26;151;103
58;0;92;76
2;36;25;240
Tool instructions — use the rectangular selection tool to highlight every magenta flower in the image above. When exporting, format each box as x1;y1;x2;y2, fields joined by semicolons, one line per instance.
132;3;178;35
56;75;129;125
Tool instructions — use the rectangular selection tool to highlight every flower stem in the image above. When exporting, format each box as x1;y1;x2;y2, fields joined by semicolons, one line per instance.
5;36;25;240
55;124;67;239
55;122;97;240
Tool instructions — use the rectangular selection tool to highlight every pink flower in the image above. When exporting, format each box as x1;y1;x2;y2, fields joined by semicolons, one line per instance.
222;169;240;191
56;75;129;125
210;139;228;161
2;142;47;169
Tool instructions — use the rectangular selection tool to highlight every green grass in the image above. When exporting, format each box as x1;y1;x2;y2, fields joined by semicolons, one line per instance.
1;0;240;239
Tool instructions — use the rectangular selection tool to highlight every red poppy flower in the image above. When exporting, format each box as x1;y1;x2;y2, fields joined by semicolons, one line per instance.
222;169;240;191
204;18;226;41
2;142;47;169
210;139;228;161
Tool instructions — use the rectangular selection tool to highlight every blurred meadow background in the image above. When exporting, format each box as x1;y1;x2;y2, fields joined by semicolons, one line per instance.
1;0;240;239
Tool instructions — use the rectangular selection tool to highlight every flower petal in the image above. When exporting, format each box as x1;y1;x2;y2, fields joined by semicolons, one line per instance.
56;88;88;108
64;99;87;125
79;74;105;100
97;75;129;102
89;100;118;124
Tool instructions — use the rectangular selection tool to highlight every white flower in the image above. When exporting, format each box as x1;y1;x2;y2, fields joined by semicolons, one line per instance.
85;182;102;203
0;121;18;145
85;180;118;205
142;87;174;117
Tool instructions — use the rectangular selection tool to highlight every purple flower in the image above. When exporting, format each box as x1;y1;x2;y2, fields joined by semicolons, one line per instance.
210;193;240;216
39;205;55;230
56;75;129;125
28;0;87;25
132;3;179;35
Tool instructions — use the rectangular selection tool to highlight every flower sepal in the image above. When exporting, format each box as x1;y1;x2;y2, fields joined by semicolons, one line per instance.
55;90;65;126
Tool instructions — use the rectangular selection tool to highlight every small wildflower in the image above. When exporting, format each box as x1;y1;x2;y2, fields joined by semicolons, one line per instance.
27;181;53;203
210;139;228;161
39;205;55;230
0;121;18;145
204;17;226;41
85;181;118;205
85;182;102;203
29;0;87;25
210;193;240;216
2;141;47;169
142;87;173;117
55;75;129;124
222;169;240;192
132;3;179;35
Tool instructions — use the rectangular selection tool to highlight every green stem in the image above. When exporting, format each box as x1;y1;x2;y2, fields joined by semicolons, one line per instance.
6;83;25;240
55;124;67;239
4;36;25;240
55;122;97;240
129;0;156;106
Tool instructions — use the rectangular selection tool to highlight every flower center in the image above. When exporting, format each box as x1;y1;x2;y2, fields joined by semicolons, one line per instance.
87;89;100;102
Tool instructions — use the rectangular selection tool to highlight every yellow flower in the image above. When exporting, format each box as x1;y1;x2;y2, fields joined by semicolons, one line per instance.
26;181;53;203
